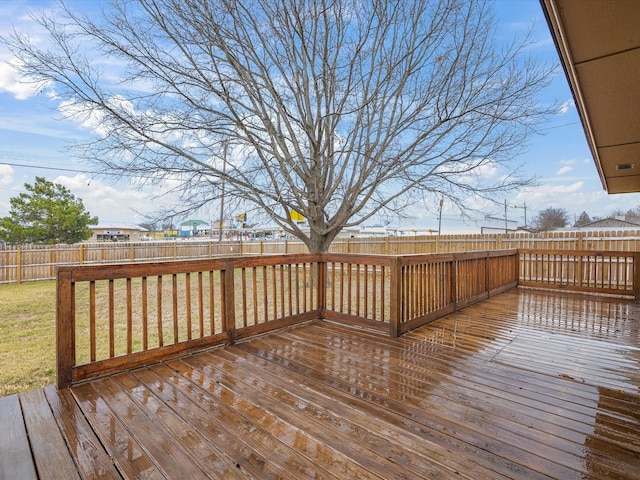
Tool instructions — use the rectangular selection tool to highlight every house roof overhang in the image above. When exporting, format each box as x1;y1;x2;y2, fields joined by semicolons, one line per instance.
540;0;640;193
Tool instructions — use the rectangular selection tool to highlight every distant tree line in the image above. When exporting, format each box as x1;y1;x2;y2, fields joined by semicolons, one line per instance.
529;206;640;232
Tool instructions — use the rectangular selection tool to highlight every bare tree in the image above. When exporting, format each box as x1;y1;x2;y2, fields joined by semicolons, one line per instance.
532;207;569;232
573;211;591;228
6;0;555;252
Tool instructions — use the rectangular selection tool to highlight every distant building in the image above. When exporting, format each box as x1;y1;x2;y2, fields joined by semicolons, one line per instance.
179;219;210;237
87;224;148;242
576;216;640;230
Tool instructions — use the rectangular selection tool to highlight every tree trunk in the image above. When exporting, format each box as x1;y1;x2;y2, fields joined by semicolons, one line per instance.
307;229;335;253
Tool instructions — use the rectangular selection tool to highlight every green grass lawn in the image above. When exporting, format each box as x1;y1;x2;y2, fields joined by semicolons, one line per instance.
0;281;57;396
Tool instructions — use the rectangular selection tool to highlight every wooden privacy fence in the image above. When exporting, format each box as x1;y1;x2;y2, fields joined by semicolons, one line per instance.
6;229;640;284
56;250;519;387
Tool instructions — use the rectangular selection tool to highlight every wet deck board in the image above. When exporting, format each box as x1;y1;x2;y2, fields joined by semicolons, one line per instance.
4;288;640;479
0;394;37;480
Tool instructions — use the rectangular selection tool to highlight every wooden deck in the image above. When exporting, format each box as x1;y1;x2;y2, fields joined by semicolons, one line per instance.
2;287;639;479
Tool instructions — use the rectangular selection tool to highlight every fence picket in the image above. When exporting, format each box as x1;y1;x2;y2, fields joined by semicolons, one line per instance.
4;229;640;284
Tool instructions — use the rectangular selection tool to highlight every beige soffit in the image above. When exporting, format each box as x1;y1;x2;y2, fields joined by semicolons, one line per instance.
539;0;640;193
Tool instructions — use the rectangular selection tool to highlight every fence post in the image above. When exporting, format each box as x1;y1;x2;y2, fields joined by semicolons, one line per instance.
50;245;58;280
56;268;75;389
16;246;22;284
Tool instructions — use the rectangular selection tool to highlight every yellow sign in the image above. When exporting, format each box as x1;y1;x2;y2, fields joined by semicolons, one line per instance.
290;210;305;222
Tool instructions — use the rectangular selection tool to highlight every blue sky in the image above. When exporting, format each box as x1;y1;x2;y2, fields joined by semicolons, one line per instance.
1;0;639;233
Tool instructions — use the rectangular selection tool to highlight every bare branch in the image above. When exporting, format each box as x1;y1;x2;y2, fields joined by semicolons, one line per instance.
4;0;556;251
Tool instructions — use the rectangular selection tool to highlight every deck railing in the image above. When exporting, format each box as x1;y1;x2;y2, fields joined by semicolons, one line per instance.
56;248;637;388
56;254;323;388
519;249;640;297
56;250;519;387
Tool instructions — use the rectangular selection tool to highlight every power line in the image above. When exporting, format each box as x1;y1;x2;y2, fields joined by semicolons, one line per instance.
0;161;97;175
0;160;141;179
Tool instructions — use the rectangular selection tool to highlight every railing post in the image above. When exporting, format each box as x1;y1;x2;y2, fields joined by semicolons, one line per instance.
389;257;402;337
317;256;327;315
450;257;457;312
634;253;640;300
56;268;75;389
222;260;236;344
485;251;490;296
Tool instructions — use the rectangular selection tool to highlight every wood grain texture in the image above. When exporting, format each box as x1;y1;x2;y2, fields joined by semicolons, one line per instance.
4;288;639;479
0;395;37;480
19;388;80;480
43;385;120;480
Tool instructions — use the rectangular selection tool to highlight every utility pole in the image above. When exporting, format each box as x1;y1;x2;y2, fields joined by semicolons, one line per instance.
504;199;508;233
484;200;516;233
438;198;444;236
512;202;527;228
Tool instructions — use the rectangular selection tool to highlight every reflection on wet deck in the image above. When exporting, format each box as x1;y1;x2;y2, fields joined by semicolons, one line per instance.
3;288;639;479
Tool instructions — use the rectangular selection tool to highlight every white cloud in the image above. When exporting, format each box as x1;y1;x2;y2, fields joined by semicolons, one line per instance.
557;166;572;175
446;160;500;185
558;99;575;114
58;98;110;136
518;181;583;200
0;164;14;187
0;61;43;100
54;174;156;224
511;183;640;220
